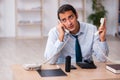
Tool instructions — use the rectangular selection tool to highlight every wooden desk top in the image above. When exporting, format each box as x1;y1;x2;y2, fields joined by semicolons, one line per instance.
12;62;120;80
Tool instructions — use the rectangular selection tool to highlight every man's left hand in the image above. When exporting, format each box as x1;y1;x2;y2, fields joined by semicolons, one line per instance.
98;18;106;42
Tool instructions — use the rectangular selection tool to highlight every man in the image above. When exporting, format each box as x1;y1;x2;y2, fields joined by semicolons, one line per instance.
44;4;109;64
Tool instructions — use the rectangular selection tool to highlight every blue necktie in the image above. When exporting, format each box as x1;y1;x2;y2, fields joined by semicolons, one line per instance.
74;35;82;62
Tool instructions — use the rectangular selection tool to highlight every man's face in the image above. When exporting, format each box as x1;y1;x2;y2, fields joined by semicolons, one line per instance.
59;10;78;33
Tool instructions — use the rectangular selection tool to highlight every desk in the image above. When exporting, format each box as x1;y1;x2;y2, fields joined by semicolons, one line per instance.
12;62;120;80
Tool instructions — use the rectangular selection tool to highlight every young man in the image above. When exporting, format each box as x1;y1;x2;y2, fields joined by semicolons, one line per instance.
44;4;109;64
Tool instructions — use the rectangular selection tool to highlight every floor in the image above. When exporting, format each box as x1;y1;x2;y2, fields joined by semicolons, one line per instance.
0;35;120;80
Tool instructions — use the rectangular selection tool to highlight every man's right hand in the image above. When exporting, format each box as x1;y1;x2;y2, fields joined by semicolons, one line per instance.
57;22;65;42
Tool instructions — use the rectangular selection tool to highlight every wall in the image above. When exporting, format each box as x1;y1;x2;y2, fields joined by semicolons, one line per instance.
0;0;15;37
103;0;118;36
0;0;119;37
42;0;58;36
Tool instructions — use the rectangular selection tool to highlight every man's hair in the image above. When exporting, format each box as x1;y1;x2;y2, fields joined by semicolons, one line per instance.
57;4;77;20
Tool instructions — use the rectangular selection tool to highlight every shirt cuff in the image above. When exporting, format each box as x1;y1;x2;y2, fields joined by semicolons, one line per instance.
99;41;108;50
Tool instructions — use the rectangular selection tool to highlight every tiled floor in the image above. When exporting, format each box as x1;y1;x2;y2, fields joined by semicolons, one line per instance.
0;35;120;80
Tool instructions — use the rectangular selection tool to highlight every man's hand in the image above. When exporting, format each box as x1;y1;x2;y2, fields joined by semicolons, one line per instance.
57;22;65;42
98;18;106;42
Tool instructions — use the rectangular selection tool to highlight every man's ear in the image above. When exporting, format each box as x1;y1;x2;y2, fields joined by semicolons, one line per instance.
76;13;78;19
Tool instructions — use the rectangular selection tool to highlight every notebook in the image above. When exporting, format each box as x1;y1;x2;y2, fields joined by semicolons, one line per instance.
106;64;120;73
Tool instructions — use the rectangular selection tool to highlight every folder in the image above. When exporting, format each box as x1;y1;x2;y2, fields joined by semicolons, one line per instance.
37;68;67;77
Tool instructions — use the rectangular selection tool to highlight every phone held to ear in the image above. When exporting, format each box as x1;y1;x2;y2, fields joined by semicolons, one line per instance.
58;20;69;33
65;29;69;33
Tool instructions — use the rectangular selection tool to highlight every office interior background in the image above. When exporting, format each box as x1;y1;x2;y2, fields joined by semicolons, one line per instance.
0;0;119;37
0;0;120;80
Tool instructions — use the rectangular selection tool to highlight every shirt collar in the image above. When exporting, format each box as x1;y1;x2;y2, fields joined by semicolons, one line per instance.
76;22;84;36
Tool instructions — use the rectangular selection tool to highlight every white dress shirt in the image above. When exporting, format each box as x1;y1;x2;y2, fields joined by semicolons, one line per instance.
44;22;109;64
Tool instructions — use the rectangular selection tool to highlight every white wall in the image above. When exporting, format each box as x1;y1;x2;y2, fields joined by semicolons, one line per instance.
103;0;118;36
0;0;15;37
0;0;119;37
42;0;58;36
